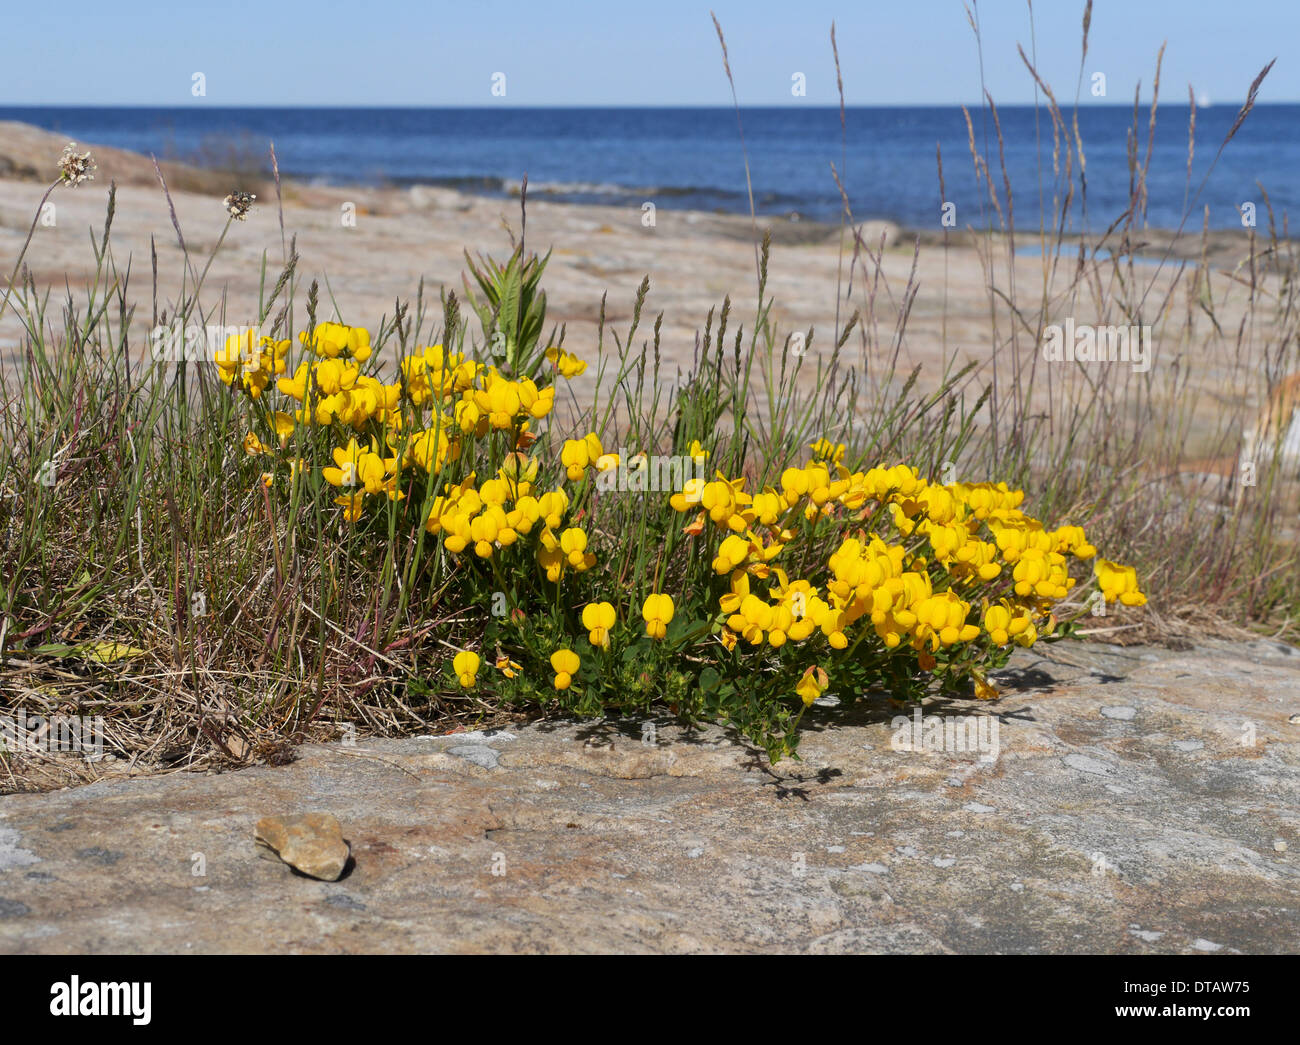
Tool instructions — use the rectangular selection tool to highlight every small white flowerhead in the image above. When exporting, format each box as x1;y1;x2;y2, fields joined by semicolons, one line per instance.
57;142;96;187
223;190;256;221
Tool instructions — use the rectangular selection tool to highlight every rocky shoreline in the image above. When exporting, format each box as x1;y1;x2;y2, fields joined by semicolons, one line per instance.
2;636;1297;953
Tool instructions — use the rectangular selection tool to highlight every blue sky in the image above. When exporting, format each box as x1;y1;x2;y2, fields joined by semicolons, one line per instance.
2;0;1293;106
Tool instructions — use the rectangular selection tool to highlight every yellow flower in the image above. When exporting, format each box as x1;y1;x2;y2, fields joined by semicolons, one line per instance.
322;439;397;498
529;385;556;419
475;374;522;429
301;321;372;362
795;666;829;707
334;492;366;523
470;505;510;558
780;466;810;505
700;476;751;531
1011;549;1071;599
749;490;784;526
550;648;580;690
453;651;481;688
1094;559;1147;606
913;591;981;649
455;397;488;437
242;431;268;456
271;412;296;448
983;602;1034;646
441;510;474;554
559;527;596;570
560;433;603;480
537;489;569;529
1052;525;1097;559
312;357;359;396
809;439;846;465
495;655;522;679
728;593;773;646
277;362;310;401
718;569;750;615
215;331;288;398
670;476;707;513
407;427;456;473
642;593;675;640
507;497;541;535
581;601;617;648
546;346;587;378
712;533;752;575
537;529;565;582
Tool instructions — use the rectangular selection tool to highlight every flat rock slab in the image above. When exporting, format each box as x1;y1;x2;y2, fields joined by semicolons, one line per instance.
1;638;1298;954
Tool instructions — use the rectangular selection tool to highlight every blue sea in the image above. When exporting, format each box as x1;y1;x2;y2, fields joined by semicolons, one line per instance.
2;105;1296;230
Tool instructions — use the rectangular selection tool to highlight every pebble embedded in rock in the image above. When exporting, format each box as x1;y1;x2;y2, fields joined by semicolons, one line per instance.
254;813;350;882
0;897;31;918
1064;754;1111;775
448;745;500;769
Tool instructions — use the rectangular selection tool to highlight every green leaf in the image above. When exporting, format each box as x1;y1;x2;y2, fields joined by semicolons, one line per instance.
31;641;147;663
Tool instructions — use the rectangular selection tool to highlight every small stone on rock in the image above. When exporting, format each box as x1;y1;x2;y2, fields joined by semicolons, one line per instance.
254;813;350;882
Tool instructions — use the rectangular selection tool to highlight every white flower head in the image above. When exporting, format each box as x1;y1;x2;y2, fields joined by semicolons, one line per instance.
223;190;256;221
57;142;96;187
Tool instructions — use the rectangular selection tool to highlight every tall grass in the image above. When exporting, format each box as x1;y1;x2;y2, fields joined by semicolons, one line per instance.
817;2;1298;637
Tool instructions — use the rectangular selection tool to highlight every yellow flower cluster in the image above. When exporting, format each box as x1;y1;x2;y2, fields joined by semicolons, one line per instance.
426;471;566;560
672;445;1145;668
278;356;401;428
215;331;289;398
302;321;373;362
223;317;1144;718
321;437;402;520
